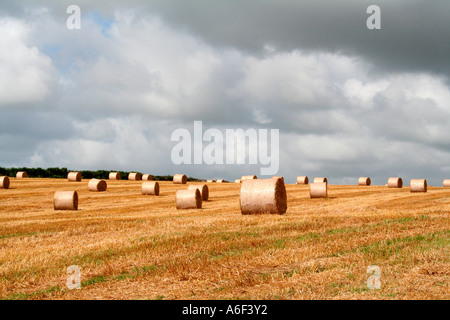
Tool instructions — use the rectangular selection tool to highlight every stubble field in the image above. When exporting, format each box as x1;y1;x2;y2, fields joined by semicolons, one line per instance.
0;178;448;300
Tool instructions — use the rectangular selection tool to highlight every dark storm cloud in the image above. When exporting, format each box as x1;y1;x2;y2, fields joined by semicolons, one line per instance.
131;0;450;78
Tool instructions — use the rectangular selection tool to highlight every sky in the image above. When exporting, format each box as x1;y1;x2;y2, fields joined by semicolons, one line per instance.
0;0;449;185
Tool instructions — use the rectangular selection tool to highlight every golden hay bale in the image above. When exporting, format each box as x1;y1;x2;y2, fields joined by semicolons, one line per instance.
176;188;202;209
313;177;327;183
109;172;121;180
128;172;141;181
240;177;287;215
0;176;10;189
142;181;160;196
272;176;284;182
410;179;427;193
188;184;209;201
241;175;257;180
296;176;309;184
68;172;82;182
16;171;27;178
443;179;450;187
216;179;227;183
53;191;78;210
142;174;153;181
358;177;371;186
206;179;215;183
88;179;107;192
234;179;241;183
310;182;328;198
173;174;187;184
388;177;403;188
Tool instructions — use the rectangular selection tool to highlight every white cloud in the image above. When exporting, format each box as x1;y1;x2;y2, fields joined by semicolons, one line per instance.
27;116;174;172
0;18;56;106
232;51;342;107
343;78;390;108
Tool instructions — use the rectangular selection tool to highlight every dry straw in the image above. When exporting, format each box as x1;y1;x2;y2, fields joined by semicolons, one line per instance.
272;176;284;182
142;174;153;181
206;179;215;183
388;177;403;188
0;176;10;189
142;181;160;195
410;179;427;193
313;177;327;183
241;175;257;180
443;179;450;187
240;177;287;215
53;191;78;210
176;188;202;209
16;171;27;178
88;179;107;192
234;179;241;183
109;172;121;180
296;176;309;184
188;184;209;201
128;172;141;181
173;174;187;184
216;179;226;183
310;182;328;198
68;172;82;182
358;177;371;186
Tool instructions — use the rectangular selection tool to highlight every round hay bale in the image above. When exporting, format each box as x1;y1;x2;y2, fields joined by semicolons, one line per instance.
68;172;82;182
241;175;257;181
313;177;327;183
142;181;160;196
88;179;107;192
443;179;450;187
188;184;209;201
176;189;202;209
358;177;371;186
128;172;141;181
296;176;309;184
216;179;226;183
234;179;241;183
272;176;284;182
109;172;121;180
410;179;427;193
16;171;27;178
206;179;215;183
310;182;328;198
54;191;78;210
240;177;287;215
142;174;153;181
173;174;187;184
388;177;403;188
0;176;10;189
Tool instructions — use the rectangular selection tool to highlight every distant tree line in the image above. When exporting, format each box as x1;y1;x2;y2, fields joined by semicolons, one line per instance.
0;167;203;181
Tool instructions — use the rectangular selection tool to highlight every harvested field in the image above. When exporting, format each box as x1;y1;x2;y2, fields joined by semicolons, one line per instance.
0;178;448;300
